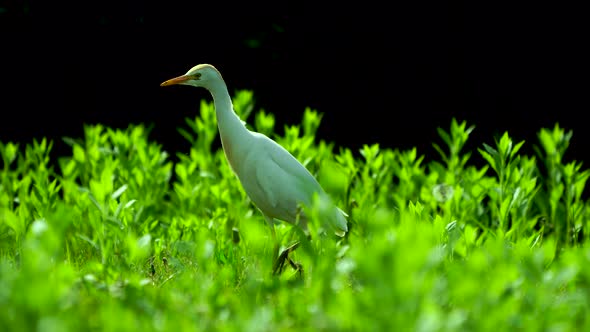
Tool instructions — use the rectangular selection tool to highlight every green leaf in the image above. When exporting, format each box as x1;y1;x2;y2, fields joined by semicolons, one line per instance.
478;148;497;173
437;127;452;147
482;143;498;157
1;208;25;239
111;184;128;200
177;127;195;144
510;140;525;160
0;142;18;166
432;143;448;163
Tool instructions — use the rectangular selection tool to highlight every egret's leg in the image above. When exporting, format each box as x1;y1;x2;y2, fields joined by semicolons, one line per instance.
273;241;303;275
283;241;302;272
265;215;303;276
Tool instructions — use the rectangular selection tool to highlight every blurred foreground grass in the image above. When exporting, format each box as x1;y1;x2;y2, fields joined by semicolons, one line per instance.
1;91;590;331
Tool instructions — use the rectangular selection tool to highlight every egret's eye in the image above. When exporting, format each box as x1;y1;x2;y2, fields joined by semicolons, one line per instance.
193;73;202;79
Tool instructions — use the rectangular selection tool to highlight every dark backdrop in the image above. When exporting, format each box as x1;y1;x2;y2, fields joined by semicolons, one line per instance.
1;1;587;166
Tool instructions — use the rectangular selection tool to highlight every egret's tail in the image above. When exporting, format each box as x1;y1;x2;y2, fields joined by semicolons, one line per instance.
332;207;349;237
311;193;349;237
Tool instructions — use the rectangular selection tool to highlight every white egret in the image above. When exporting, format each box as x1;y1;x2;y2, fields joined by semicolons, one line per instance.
160;64;348;274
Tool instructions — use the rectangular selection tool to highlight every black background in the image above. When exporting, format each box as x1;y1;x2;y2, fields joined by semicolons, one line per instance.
1;1;587;166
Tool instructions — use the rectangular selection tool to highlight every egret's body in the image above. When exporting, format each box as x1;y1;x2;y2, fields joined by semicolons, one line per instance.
161;64;348;272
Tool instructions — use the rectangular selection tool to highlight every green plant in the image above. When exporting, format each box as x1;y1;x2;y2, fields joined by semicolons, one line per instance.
1;92;590;331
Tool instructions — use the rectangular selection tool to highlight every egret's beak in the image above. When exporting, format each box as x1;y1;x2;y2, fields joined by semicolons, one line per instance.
160;75;191;87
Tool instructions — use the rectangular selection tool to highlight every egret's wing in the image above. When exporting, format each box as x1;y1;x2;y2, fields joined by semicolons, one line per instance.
248;136;348;234
265;139;322;192
253;151;316;204
250;155;305;222
248;139;318;220
252;156;281;209
265;142;349;235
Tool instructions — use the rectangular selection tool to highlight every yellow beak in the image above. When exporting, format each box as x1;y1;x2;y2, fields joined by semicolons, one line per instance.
160;75;191;87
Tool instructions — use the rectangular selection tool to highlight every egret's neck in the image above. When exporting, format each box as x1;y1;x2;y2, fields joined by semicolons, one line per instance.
207;80;252;169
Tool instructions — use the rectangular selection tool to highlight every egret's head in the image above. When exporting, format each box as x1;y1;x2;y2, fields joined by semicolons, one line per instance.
160;64;223;88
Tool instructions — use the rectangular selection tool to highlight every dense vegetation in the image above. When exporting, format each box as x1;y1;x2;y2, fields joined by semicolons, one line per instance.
1;91;589;331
